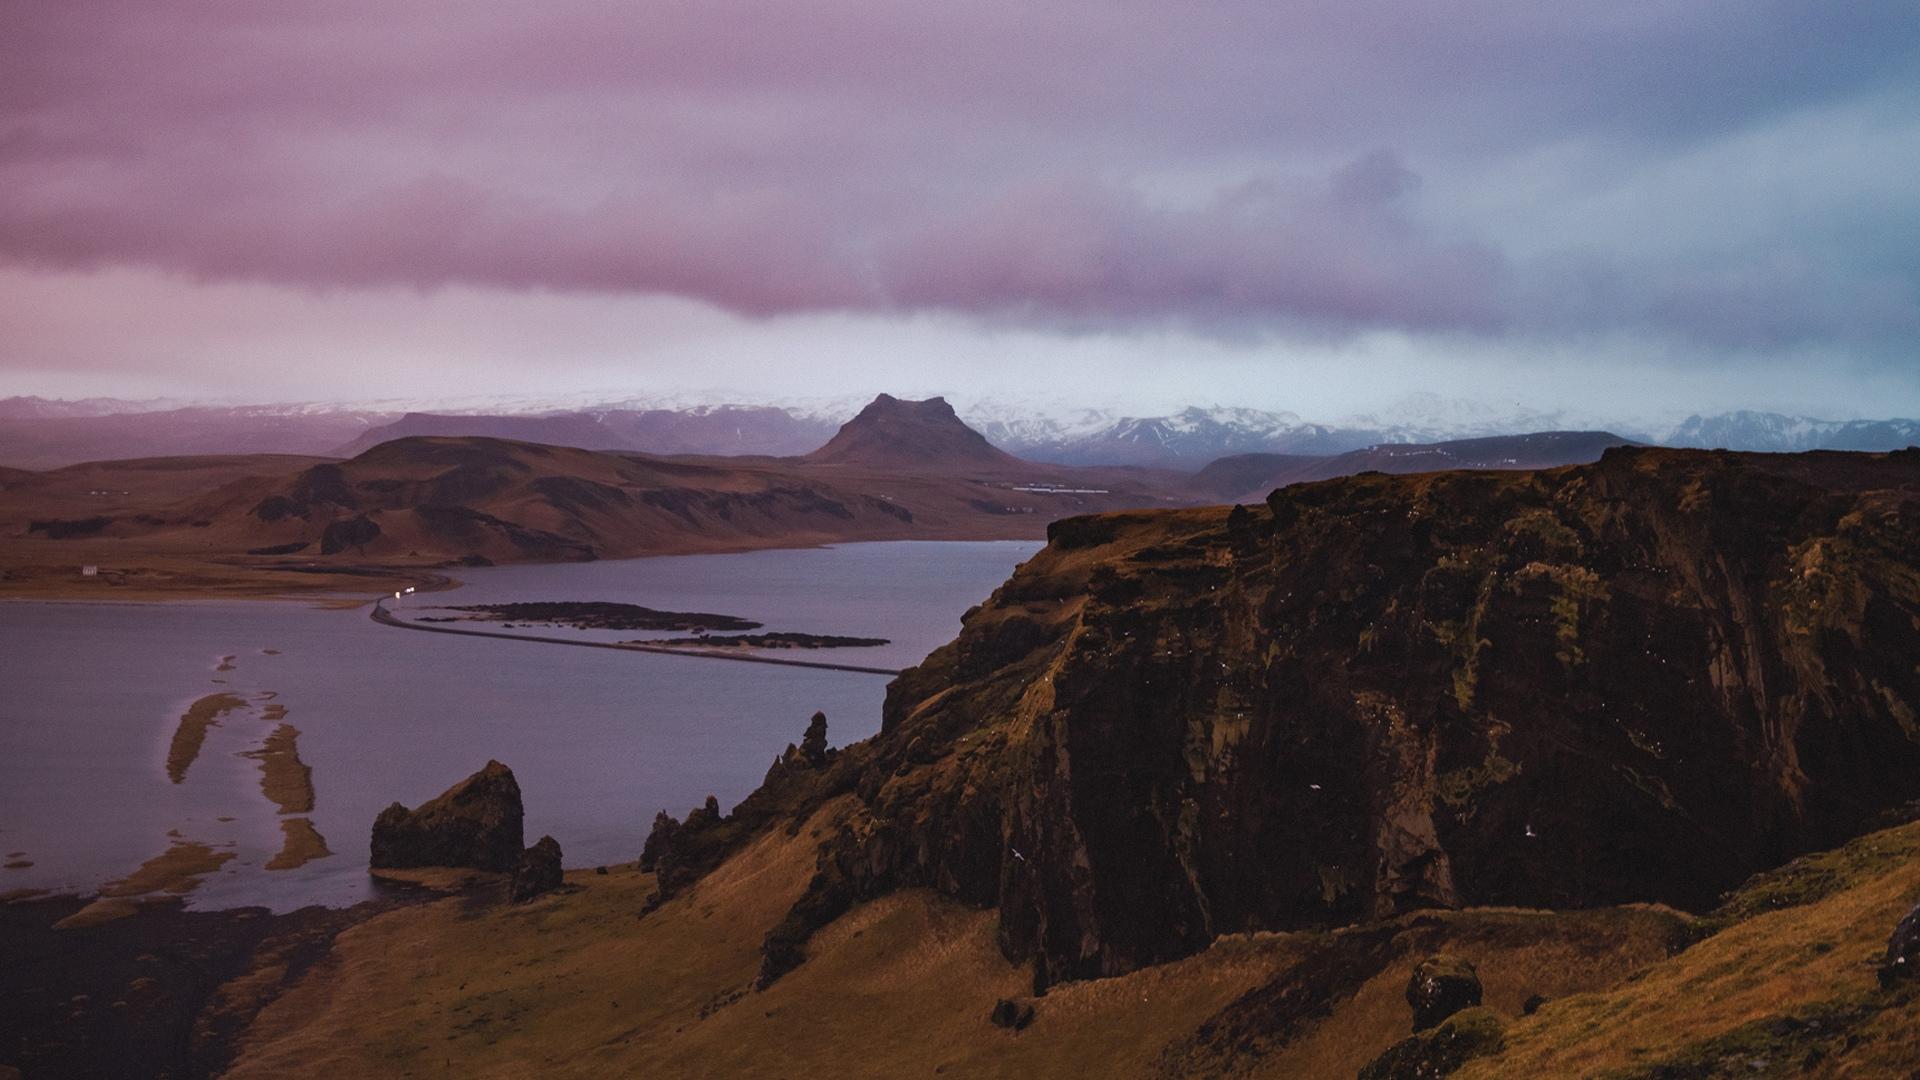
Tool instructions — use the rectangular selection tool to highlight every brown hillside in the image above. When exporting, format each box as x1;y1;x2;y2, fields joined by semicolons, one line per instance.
0;428;1188;596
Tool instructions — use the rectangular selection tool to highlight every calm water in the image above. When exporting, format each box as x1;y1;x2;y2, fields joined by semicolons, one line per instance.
0;540;1037;911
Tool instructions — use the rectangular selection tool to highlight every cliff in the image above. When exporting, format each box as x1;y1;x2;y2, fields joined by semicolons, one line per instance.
709;446;1920;989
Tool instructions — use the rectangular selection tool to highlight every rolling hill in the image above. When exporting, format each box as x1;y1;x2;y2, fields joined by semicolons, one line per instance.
0;397;1191;594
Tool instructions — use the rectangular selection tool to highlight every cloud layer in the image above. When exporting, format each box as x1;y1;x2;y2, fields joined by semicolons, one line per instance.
3;0;1918;384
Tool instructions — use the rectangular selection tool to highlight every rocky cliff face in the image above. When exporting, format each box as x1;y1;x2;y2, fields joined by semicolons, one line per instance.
727;447;1920;990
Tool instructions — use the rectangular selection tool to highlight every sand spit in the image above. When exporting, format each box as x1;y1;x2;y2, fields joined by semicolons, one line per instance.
54;840;237;929
101;840;235;898
216;655;236;672
50;898;143;929
265;819;332;872
166;693;249;783
243;723;315;815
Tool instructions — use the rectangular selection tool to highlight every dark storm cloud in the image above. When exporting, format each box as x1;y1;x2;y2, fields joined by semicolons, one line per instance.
2;0;1918;354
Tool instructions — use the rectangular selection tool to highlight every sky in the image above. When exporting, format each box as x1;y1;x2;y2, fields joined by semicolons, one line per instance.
2;0;1917;422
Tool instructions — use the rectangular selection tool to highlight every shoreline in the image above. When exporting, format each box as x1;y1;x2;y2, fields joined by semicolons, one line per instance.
0;535;1046;606
0;877;467;1079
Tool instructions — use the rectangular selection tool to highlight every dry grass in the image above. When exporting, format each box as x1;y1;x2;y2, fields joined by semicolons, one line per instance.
52;840;239;929
225;800;848;1079
1238;907;1690;1079
243;723;315;815
211;751;1920;1079
222;809;1711;1080
98;840;236;899
1454;821;1920;1079
264;819;332;872
164;693;249;783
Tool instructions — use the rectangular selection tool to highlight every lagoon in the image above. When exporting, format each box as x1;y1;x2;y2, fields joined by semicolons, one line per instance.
0;540;1038;911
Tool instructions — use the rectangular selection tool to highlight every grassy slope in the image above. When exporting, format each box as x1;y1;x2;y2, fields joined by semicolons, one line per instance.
221;810;1920;1078
1453;822;1920;1079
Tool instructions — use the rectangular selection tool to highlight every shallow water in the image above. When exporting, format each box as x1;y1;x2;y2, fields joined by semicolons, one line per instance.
0;540;1037;911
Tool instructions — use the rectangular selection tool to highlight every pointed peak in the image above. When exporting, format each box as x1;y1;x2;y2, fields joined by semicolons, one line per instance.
804;395;1022;471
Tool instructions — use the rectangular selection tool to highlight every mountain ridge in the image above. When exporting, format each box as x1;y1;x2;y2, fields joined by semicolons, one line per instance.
802;394;1029;472
6;393;1918;470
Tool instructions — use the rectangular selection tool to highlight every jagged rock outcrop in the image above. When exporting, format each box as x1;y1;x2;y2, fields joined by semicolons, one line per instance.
1406;955;1482;1030
1879;900;1920;987
510;835;564;902
800;711;831;768
640;796;725;898
989;999;1036;1031
370;761;525;872
642;713;861;913
694;449;1920;990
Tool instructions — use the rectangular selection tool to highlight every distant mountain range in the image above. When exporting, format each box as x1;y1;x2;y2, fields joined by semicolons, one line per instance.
1663;410;1920;453
1;393;1914;471
332;405;839;460
1192;431;1639;503
0;396;1187;578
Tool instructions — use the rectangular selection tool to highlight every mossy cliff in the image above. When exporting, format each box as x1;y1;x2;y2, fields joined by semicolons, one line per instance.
691;447;1920;990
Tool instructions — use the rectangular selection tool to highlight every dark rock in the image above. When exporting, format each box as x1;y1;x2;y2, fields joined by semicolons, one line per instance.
641;795;741;900
1045;513;1122;550
1263;487;1300;529
319;513;381;555
638;811;680;873
801;712;830;768
733;449;1920;990
989;999;1036;1031
252;495;304;523
757;868;855;989
1879;900;1920;987
594;865;608;875
1407;954;1482;1031
1522;993;1546;1016
1152;923;1417;1075
27;516;113;539
1359;1006;1505;1080
369;761;524;872
510;835;564;902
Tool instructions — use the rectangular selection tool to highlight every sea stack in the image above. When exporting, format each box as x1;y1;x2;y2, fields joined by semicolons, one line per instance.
370;760;526;873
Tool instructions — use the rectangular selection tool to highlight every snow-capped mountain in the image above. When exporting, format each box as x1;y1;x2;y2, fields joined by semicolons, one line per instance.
1665;411;1920;452
3;391;1915;471
954;393;1660;468
967;405;1377;466
0;395;196;419
1335;392;1657;446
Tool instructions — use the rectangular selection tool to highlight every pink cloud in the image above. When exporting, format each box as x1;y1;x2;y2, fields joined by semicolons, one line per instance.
1;0;1916;351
